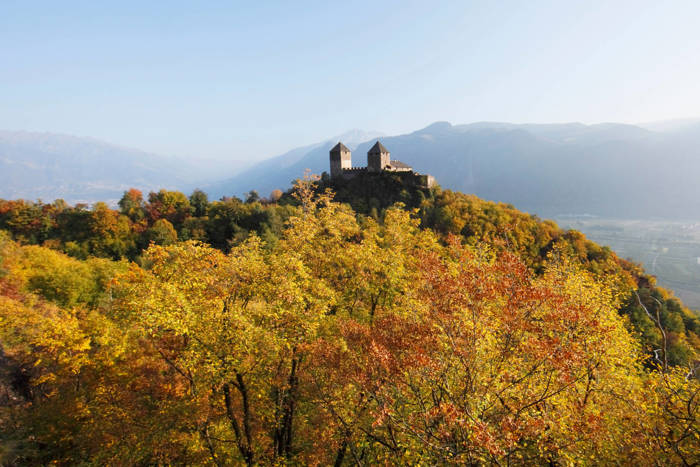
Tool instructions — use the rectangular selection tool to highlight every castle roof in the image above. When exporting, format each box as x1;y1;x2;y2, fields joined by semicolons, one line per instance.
368;141;389;154
330;142;351;153
389;160;412;169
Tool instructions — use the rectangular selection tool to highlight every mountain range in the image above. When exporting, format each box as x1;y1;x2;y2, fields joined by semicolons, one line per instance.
0;131;205;204
0;129;382;205
207;120;700;220
2;121;700;219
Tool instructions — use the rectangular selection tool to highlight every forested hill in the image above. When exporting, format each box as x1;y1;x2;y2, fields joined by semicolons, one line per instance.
1;177;698;464
210;120;700;220
2;177;699;366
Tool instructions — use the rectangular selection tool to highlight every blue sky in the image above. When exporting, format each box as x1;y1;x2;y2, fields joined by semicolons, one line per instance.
2;1;700;163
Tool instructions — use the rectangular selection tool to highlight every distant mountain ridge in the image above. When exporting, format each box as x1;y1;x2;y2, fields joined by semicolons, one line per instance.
0;129;384;205
0;130;212;204
203;129;384;198
208;120;700;220
3;121;700;220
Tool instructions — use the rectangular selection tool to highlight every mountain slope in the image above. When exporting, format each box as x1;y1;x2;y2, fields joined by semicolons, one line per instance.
204;129;383;199
0;131;207;204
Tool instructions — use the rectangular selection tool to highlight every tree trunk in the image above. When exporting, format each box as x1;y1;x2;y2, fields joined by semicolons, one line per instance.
274;357;299;458
223;381;254;466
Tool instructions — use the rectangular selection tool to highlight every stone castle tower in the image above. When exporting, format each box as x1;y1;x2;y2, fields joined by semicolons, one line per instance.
367;141;390;172
329;142;352;178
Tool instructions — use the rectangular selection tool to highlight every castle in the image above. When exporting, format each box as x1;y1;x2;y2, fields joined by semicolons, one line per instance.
329;141;435;187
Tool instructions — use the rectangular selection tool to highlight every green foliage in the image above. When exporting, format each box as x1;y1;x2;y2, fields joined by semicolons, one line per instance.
0;188;298;260
245;189;260;203
147;189;191;228
12;244;127;307
145;218;178;246
189;189;209;217
118;188;146;222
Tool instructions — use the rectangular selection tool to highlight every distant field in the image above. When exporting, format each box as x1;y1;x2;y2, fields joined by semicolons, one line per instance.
555;217;700;312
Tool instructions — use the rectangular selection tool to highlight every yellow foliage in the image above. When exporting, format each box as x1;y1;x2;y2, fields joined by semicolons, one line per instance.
0;189;697;465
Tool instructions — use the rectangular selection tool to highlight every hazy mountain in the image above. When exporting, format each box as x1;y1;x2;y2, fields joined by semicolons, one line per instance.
0;129;382;205
638;118;700;134
210;121;700;220
0;131;210;204
204;129;384;199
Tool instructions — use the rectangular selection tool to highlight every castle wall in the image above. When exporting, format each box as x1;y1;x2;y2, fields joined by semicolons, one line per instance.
419;174;436;188
340;167;367;180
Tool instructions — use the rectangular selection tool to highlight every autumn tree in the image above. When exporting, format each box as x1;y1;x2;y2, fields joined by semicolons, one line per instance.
145;218;178;246
189;189;210;217
270;189;283;202
118;188;146;223
146;189;191;227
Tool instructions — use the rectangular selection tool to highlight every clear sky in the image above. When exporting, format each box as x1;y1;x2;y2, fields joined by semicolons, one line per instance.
2;0;700;163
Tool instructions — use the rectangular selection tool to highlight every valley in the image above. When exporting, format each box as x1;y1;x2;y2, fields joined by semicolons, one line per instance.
558;217;700;309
